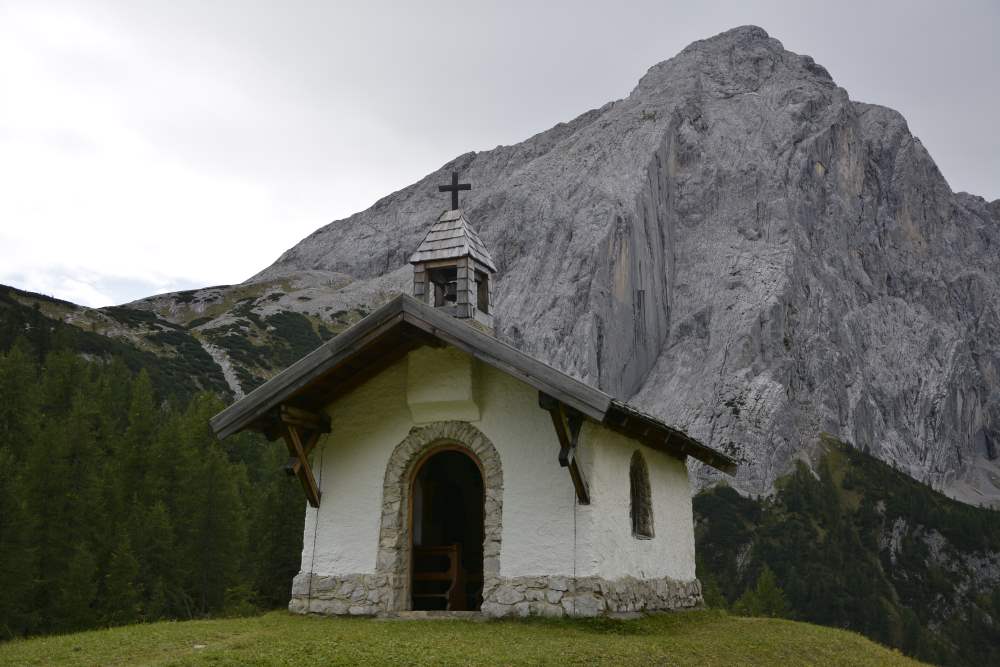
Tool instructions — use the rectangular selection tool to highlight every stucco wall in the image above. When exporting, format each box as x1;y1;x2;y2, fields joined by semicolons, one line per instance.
583;423;697;581
296;345;696;593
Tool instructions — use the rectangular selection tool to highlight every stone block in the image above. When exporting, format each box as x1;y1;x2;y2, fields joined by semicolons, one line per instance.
493;585;524;606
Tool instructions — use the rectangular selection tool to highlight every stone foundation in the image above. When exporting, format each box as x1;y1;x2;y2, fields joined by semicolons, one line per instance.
288;572;395;616
289;572;702;618
480;575;702;617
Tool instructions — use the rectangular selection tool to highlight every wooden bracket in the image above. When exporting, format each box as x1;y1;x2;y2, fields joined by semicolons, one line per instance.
278;405;328;508
539;392;590;505
280;405;331;433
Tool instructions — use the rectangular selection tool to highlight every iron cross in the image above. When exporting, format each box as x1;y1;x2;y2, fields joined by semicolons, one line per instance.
438;171;471;210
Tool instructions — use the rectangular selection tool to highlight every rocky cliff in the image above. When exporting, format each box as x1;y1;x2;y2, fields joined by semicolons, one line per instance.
129;26;999;505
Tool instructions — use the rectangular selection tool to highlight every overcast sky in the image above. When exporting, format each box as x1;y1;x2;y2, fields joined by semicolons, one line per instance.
1;1;997;307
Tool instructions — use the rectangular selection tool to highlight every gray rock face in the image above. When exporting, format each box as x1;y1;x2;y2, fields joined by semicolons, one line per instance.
251;26;1000;504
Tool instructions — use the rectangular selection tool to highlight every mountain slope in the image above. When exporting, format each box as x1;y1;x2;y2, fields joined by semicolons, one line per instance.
199;26;999;503
695;437;1000;666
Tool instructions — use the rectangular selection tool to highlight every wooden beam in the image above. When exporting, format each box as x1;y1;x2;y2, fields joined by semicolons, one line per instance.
282;423;321;508
283;430;321;477
279;405;331;433
539;392;590;505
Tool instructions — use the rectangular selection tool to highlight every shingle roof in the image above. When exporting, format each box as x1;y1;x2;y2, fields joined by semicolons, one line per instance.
409;209;497;272
209;294;736;475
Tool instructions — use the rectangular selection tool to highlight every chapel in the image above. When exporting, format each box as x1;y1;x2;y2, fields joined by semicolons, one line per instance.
210;173;736;617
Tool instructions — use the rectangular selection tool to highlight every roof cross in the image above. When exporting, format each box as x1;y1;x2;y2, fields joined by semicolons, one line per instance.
438;171;471;210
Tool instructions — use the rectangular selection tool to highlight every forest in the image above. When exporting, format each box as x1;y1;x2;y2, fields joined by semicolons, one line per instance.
695;440;1000;667
0;338;303;638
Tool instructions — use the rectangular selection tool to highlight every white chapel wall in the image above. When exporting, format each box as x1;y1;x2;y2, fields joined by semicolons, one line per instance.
298;347;581;579
473;362;579;577
297;345;695;584
583;423;697;581
299;357;413;576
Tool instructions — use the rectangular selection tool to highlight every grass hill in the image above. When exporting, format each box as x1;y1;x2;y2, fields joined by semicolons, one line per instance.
0;609;920;666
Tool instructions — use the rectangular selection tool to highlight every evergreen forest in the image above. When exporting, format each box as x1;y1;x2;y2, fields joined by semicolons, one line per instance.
0;338;303;638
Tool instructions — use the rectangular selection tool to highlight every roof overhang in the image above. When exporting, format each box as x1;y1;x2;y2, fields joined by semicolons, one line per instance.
209;293;736;475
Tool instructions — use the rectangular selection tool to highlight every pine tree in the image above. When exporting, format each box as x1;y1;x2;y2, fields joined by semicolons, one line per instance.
246;437;305;607
734;565;789;618
0;339;39;461
0;447;34;638
49;543;98;633
128;501;176;620
175;394;249;615
122;370;157;501
102;535;142;626
696;557;728;610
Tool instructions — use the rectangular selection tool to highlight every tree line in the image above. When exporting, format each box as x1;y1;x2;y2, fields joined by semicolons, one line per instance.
0;339;305;639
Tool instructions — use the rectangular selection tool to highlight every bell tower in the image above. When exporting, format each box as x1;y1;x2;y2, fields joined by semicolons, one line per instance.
410;171;497;329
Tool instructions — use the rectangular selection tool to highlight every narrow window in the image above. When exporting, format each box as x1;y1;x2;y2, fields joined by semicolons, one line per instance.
475;270;489;314
629;450;654;539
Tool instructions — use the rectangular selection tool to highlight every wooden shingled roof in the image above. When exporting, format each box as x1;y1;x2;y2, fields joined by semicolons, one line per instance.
408;209;497;272
209;294;736;475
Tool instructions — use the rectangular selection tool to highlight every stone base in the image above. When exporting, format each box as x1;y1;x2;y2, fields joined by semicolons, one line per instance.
288;572;394;616
480;575;702;617
289;572;702;618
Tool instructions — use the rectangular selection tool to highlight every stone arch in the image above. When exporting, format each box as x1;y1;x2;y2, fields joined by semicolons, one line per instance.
375;421;503;611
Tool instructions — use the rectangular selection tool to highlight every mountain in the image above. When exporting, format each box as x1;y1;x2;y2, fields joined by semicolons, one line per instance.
11;26;1000;505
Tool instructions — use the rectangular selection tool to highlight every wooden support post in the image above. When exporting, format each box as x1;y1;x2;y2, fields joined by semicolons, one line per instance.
284;430;321;477
539;392;590;505
281;422;322;508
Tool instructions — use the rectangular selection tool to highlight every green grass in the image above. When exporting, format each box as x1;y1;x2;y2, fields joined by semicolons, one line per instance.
0;610;921;666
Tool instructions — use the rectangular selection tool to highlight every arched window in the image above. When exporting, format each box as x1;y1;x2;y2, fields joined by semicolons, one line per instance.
629;450;654;539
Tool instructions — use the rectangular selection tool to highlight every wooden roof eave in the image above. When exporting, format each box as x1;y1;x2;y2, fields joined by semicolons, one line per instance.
208;293;737;477
209;296;408;440
603;401;737;475
209;294;610;440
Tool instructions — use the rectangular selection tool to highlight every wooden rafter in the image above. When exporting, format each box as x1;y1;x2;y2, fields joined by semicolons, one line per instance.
278;405;329;508
539;392;590;505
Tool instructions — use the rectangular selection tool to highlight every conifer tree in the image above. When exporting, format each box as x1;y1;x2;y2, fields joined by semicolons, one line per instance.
49;544;98;633
128;500;176;620
102;535;142;626
0;447;34;638
0;339;39;460
734;565;789;618
175;394;249;615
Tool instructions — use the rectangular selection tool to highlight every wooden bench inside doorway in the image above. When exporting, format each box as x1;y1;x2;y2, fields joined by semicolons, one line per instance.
412;544;465;610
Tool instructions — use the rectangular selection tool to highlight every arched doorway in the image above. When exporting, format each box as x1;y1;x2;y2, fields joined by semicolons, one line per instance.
410;448;485;611
375;421;502;613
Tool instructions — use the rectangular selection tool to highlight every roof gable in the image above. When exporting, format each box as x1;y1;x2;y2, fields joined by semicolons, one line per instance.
209;294;735;475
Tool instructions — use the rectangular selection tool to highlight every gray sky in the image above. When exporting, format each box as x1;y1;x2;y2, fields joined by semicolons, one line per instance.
1;0;997;307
